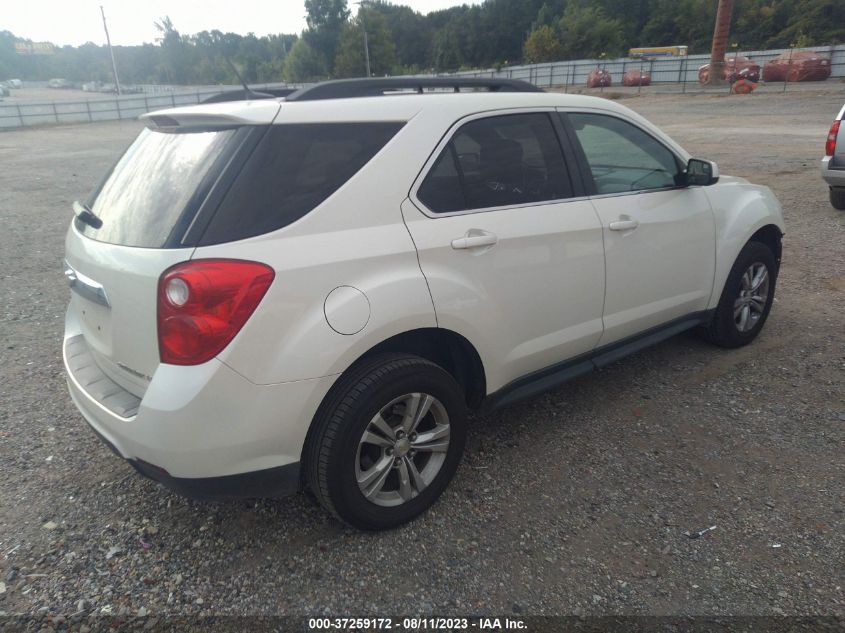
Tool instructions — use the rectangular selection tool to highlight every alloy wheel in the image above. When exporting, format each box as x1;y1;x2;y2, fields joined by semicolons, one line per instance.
734;262;769;333
355;392;450;507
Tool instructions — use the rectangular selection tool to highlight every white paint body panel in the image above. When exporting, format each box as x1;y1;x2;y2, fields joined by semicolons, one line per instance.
63;90;786;482
590;187;716;345
703;176;785;308
402;198;606;393
140;99;281;127
65;305;334;477
64;223;190;397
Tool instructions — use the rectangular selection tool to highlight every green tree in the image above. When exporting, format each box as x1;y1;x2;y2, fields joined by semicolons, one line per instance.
368;1;432;70
333;9;397;77
154;16;190;83
523;25;563;63
303;0;350;74
557;4;625;59
2;0;845;84
774;0;845;48
282;39;326;82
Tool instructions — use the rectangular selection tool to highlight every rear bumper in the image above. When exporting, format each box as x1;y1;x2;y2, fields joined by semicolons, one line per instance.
64;309;337;495
130;459;300;500
85;421;300;499
822;156;845;188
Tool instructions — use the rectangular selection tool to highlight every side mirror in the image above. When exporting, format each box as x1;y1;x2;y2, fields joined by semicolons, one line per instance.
685;158;720;186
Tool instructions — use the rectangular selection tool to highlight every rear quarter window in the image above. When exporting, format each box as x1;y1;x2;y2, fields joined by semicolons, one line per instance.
199;122;404;245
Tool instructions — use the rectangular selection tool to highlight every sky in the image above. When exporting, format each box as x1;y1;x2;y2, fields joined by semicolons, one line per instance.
4;0;481;47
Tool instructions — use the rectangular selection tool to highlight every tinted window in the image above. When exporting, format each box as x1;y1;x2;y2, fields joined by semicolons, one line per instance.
79;127;238;247
200;122;403;245
568;113;680;194
417;113;573;214
416;146;465;213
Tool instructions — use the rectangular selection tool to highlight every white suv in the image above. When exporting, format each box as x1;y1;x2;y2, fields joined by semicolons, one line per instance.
63;78;785;529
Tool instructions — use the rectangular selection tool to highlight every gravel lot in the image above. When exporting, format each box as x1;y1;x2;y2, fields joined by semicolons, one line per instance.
0;87;843;622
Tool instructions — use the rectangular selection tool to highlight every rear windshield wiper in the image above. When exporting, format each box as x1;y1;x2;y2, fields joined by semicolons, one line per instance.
73;200;103;229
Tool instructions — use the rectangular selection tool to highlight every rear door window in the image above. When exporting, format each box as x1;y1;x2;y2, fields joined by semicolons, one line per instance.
199;122;404;245
416;112;574;214
79;127;239;248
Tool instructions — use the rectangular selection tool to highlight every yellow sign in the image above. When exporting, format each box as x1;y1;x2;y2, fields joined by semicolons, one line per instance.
629;46;689;58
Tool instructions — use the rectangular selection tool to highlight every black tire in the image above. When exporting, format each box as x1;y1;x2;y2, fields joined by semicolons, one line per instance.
701;240;778;348
830;188;845;211
306;353;467;530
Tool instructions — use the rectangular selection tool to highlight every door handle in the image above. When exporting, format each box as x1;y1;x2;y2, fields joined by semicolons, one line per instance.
451;232;498;250
609;219;639;231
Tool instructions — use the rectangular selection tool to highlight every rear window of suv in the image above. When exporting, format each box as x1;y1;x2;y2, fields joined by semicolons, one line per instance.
199;122;404;245
78;122;403;248
78;127;240;248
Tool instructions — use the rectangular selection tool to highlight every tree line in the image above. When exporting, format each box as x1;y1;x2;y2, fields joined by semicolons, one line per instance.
1;0;842;85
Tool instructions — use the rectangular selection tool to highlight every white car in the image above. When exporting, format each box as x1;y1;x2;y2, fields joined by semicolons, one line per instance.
63;78;785;529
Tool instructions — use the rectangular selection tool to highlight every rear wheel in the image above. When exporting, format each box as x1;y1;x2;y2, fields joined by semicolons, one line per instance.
306;354;467;530
830;188;845;211
701;240;777;348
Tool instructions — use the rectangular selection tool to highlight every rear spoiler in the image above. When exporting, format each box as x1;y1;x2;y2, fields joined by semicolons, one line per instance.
140;99;281;129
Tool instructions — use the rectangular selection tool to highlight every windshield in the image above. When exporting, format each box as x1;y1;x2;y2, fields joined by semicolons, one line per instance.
78;127;238;248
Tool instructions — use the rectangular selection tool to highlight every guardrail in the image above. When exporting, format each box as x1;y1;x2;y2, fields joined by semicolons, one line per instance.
3;44;844;129
0;84;303;129
453;44;845;93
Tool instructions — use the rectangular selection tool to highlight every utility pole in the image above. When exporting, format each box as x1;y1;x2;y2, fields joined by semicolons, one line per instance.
706;0;734;85
100;5;122;95
355;1;371;77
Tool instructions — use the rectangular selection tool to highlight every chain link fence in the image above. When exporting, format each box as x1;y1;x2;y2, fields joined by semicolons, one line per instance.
2;45;844;129
454;44;845;95
0;83;302;129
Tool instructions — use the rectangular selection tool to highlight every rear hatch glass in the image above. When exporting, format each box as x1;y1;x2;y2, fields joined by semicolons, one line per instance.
78;127;240;248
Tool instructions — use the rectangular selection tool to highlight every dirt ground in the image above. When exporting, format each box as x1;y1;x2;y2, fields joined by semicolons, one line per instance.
0;87;843;621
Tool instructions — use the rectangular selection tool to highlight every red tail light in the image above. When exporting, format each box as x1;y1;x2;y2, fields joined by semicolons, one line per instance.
157;259;275;365
826;120;840;157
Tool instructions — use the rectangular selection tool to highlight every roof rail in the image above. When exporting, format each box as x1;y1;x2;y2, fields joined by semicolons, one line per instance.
285;77;543;102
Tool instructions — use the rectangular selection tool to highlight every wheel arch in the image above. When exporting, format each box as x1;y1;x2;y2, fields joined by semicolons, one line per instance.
358;328;487;409
706;181;785;310
749;223;783;266
299;327;486;484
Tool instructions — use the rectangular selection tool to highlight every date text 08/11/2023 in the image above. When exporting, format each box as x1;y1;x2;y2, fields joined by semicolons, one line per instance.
307;617;528;630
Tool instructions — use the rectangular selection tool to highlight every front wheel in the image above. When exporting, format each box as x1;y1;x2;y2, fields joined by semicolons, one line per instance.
701;240;778;348
306;354;467;530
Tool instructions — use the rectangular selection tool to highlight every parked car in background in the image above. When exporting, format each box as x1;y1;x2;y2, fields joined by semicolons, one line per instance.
48;78;73;89
763;51;831;82
0;83;10;97
699;56;761;84
82;81;102;92
6;79;23;89
63;78;785;530
823;104;845;210
98;83;143;94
